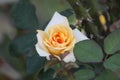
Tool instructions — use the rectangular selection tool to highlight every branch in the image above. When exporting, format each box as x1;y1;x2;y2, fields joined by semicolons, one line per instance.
66;0;86;20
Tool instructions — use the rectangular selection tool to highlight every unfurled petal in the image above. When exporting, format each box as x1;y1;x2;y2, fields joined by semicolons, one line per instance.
36;30;50;60
63;52;76;63
73;29;88;43
35;44;50;60
36;30;49;52
45;12;69;32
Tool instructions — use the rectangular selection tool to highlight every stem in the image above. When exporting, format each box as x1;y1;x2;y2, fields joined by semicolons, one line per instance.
67;70;76;80
103;54;109;62
66;0;86;20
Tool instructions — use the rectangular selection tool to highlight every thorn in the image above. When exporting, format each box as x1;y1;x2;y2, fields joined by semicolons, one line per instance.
87;17;93;23
76;1;80;6
86;8;91;13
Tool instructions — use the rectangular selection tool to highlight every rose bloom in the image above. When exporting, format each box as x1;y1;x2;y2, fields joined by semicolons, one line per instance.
35;12;88;63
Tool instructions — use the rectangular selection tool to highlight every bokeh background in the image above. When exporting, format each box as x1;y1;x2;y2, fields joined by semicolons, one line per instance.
0;0;73;80
0;0;120;80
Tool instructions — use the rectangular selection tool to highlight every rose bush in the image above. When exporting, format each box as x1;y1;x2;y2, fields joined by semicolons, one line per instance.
35;12;88;63
9;0;120;79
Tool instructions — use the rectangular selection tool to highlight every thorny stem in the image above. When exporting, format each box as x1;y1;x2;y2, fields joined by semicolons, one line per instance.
67;70;76;80
59;61;76;80
103;54;109;62
66;0;86;20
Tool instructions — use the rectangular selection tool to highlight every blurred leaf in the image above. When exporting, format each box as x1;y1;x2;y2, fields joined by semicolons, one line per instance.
60;9;74;18
24;74;35;80
104;29;120;54
0;0;18;4
9;33;36;57
38;69;55;80
95;70;118;80
74;69;95;80
11;0;41;30
83;0;104;14
83;20;99;37
60;9;76;24
74;40;103;62
26;53;46;75
92;63;104;75
0;37;25;73
104;54;120;71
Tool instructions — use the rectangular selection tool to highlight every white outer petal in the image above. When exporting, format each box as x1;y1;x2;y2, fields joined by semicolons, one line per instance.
35;44;50;60
63;52;76;63
73;29;88;43
36;31;49;52
45;12;69;32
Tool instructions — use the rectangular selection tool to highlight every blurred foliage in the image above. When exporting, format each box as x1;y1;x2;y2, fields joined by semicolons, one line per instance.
0;0;120;80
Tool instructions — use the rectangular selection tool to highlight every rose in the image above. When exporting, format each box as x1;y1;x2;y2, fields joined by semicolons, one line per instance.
35;12;88;63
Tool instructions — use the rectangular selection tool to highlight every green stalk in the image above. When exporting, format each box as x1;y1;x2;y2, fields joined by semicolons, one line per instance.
66;0;86;20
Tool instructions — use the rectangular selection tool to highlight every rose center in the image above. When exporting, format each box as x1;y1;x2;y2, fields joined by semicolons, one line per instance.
52;32;66;44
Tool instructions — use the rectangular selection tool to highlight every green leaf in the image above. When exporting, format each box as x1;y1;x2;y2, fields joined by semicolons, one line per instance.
26;53;46;75
74;40;103;62
92;63;103;75
9;33;36;57
95;70;118;80
104;54;120;71
75;69;95;80
60;9;74;17
104;29;120;54
38;69;55;80
0;37;25;73
11;0;41;30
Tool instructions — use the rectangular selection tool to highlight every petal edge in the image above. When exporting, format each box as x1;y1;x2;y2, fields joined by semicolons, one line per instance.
35;44;50;60
63;52;76;63
73;29;88;43
45;12;69;32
